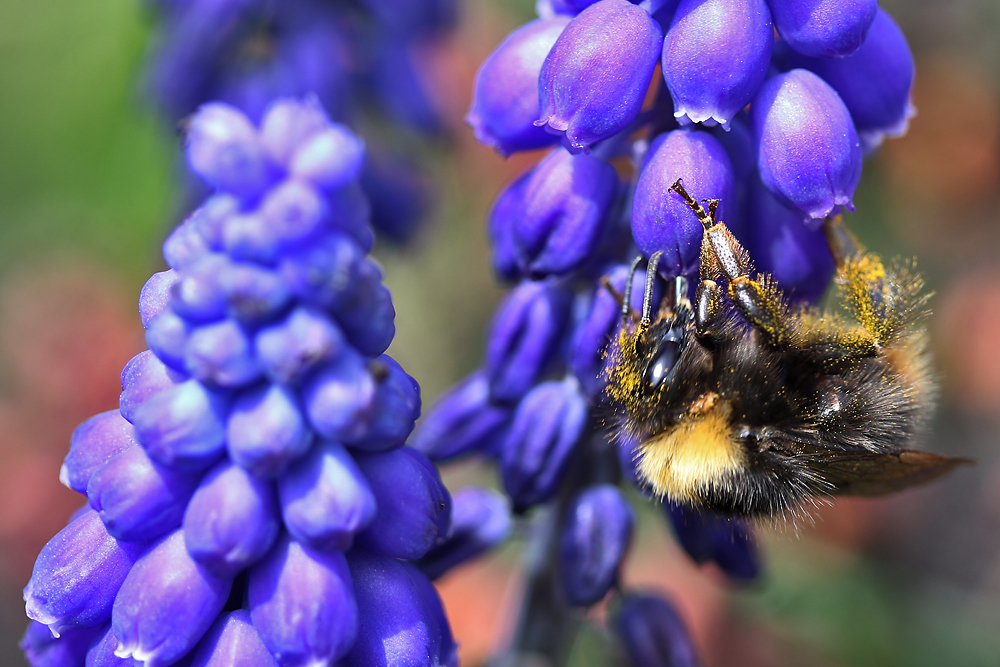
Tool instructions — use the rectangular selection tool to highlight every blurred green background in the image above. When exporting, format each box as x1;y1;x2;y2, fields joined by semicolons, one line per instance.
0;0;999;665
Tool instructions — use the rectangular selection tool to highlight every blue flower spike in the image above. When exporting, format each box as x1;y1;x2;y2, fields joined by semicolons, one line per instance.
537;0;664;152
662;0;773;129
23;97;457;667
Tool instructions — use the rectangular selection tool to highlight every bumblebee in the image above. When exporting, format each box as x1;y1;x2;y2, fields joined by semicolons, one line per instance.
604;180;969;519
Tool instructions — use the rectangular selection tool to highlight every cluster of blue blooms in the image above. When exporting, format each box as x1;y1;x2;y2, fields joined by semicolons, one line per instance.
22;98;511;667
415;0;916;661
144;0;458;244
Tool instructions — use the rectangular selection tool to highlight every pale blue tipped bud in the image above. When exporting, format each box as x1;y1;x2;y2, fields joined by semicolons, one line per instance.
289;124;366;191
501;378;588;512
784;8;915;152
249;534;358;666
145;309;191;372
254;179;328;251
486;279;572;404
119;351;188;425
183;460;280;577
217;261;292;324
343;552;458;667
226;383;313;477
409;370;512;462
21;620;105;667
278;441;377;551
186;103;272;199
189;610;278;667
112;530;232;667
560;484;634;606
24;510;146;636
130;378;230;471
302;351;377;442
468;17;570;156
170;253;231;323
354;447;450;560
751;69;862;220
138;270;179;330
510;147;619;277
185;319;263;388
87;445;201;542
746;177;835;304
350;355;421;451
259;97;331;167
61;410;137;494
662;0;772;128
416;486;511;581
537;0;663;151
767;0;877;58
254;307;346;385
632;129;736;275
613;592;700;667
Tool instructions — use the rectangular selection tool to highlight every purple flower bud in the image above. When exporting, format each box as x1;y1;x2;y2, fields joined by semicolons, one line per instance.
488;171;530;282
409;370;512;462
560;484;634;606
260;97;331;167
501;378;588;511
360;151;431;245
171;253;232;323
416;486;511;580
226;383;314;476
613;592;700;667
185;319;263;388
751;69;862;219
119;351;188;424
87;445;201;542
24;510;146;636
767;0;877;58
278;441;377;551
254;307;346;385
219;212;281;265
145;309;192;372
486;280;571;404
343;552;457;667
249;534;358;666
173;195;241;262
331;258;395;358
130;379;230;471
783;8;915;152
254;179;328;249
537;0;663;151
189;610;278;667
468;17;570;156
349;355;421;451
278;232;364;309
183;460;280;577
61;410;137;494
746;178;834;304
86;624;135;667
289;125;366;190
217;261;292;324
569;266;649;398
21;620;105;667
163;218;212;274
326;184;375;254
632;129;736;275
510;147;619;277
302;352;377;442
112;530;232;666
662;0;772;128
139;270;180;330
186;102;272;199
354;447;450;560
665;502;759;580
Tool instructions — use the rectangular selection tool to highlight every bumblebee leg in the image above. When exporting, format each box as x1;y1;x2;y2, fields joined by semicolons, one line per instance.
670;179;794;348
823;215;928;347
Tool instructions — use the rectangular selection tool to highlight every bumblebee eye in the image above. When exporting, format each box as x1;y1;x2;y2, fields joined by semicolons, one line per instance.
644;331;682;389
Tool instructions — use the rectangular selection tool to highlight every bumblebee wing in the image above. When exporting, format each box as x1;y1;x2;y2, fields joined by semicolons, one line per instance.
807;449;973;497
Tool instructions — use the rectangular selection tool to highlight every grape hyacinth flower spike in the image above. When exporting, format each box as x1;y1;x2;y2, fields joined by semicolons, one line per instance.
23;98;457;667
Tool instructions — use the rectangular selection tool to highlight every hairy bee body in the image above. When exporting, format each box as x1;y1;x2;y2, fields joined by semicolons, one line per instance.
604;182;966;519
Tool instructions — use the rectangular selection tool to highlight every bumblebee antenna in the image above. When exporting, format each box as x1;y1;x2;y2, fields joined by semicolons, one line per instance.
669;179;717;230
620;255;644;325
642;251;663;325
